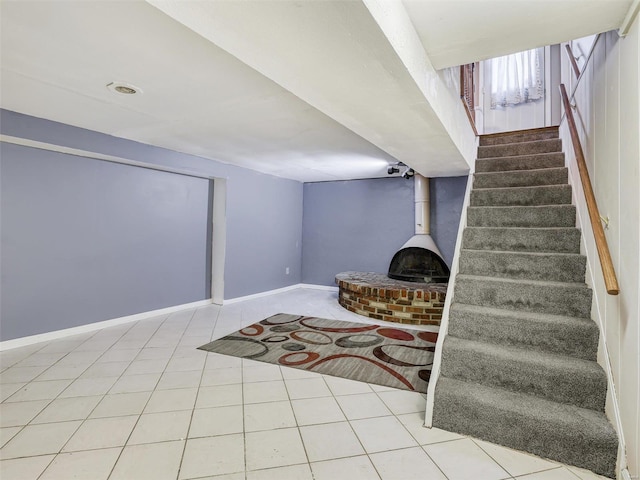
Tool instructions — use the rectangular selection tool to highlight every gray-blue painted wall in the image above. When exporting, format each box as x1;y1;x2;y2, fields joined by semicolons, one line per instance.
1;109;303;340
1;144;211;340
302;176;468;286
1;109;467;341
429;176;469;267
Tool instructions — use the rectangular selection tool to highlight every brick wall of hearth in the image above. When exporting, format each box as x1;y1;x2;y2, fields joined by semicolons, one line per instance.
336;272;446;326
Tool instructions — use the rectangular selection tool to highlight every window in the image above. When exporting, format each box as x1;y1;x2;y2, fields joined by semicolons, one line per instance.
490;48;544;109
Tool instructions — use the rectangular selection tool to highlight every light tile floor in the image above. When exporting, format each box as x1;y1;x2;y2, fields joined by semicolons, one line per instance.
0;288;610;480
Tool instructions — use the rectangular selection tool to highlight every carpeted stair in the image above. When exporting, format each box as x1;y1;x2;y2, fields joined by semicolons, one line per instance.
432;127;618;478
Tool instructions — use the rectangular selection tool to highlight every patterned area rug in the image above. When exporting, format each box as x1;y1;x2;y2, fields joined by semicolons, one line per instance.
198;313;438;393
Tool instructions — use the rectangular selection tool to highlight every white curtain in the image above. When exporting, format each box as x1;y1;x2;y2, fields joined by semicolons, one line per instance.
490;48;544;109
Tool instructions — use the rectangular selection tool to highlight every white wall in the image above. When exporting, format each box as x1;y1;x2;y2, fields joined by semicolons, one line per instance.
559;21;639;478
362;0;478;171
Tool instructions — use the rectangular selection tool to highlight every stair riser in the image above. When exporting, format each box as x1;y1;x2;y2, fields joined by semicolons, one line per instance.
479;130;559;146
474;168;568;188
432;380;617;478
467;206;576;228
471;185;572;207
440;338;607;410
462;228;582;254
478;139;562;158
459;250;586;282
447;305;599;360
475;153;565;173
454;277;593;318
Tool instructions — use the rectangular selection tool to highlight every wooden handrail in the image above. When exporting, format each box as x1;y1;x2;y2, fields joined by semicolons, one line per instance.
459;64;478;136
460;99;478;136
565;44;581;78
560;84;619;295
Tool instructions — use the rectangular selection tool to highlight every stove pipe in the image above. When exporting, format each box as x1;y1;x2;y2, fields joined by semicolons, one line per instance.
387;173;450;283
401;174;444;257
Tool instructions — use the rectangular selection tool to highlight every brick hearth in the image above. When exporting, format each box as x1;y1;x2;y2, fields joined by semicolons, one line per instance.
335;271;447;326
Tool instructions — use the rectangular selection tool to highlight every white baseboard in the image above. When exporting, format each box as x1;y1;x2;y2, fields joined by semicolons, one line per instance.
223;284;303;305
0;299;213;351
223;283;338;305
299;283;339;292
2;285;340;350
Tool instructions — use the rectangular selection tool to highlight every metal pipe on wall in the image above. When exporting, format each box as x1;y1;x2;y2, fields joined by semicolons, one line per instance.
414;173;430;235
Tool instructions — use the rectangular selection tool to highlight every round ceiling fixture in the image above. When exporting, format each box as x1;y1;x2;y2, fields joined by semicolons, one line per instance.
107;82;142;95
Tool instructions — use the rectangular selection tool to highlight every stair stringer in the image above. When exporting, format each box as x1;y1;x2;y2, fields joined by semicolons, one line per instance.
559;121;628;478
424;168;475;427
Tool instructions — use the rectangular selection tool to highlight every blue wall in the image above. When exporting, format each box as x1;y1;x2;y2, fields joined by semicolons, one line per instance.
0;109;467;340
430;176;469;267
302;176;468;286
1;109;303;339
1;144;211;340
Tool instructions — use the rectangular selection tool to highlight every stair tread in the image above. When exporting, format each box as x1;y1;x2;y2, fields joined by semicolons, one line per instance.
462;227;581;254
475;166;566;176
480;126;558;139
478;138;562;152
473;168;568;189
465;226;579;230
448;302;599;361
478;143;562;160
459;248;586;282
457;273;587;289
477;151;564;162
442;335;607;410
435;376;617;437
433;377;617;478
450;302;595;324
472;184;570;192
481;126;558;136
470;188;572;206
455;274;592;318
468;204;574;210
467;204;576;228
461;248;583;258
444;336;604;375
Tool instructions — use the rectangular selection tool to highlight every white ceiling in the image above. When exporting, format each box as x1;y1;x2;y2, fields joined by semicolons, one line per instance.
403;0;634;69
0;1;397;182
1;0;633;182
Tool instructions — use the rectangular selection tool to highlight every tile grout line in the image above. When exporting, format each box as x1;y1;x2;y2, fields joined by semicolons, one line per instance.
1;319;142;473
243;297;302;476
97;310;194;480
322;375;385;480
281;366;321;478
62;318;170;479
27;320;148;480
469;436;565;479
175;304;223;480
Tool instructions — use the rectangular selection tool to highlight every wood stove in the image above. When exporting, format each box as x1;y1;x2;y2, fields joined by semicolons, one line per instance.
388;174;450;284
388;246;450;283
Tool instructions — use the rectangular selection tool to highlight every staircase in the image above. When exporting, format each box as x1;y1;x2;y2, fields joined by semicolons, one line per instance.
432;127;619;478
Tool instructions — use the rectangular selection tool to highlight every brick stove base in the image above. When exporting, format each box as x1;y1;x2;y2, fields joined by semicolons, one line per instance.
335;272;447;326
